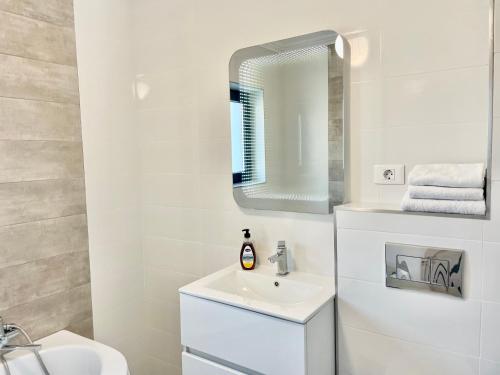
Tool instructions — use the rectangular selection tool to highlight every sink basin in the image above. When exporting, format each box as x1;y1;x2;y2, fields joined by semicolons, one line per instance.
179;264;335;323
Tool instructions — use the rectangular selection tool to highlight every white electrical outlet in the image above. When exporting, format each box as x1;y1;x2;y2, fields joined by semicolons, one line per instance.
374;164;405;185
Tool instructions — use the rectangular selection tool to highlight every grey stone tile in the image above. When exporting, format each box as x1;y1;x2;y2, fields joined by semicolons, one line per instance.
0;284;92;340
0;97;81;141
0;0;74;27
0;251;90;310
0;214;88;268
0;11;76;66
67;316;94;339
0;178;86;226
0;140;84;183
0;54;79;104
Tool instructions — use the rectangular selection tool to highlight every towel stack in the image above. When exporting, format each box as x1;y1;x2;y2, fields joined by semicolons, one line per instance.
401;163;486;216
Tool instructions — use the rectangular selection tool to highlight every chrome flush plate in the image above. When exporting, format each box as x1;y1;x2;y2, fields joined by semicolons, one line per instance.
385;243;464;298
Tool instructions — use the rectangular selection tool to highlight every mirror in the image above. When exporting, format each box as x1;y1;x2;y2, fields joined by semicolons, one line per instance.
229;30;350;214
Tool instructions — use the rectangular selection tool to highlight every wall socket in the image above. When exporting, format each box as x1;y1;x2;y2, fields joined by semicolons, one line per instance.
374;164;405;185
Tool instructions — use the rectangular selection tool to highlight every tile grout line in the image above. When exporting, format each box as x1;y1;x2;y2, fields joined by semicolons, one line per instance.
0;8;74;29
0;51;77;69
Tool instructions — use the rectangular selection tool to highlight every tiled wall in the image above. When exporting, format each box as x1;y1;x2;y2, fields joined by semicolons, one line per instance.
131;1;490;373
349;0;490;204
73;0;145;373
74;0;495;374
336;210;500;374
0;0;92;339
337;4;500;373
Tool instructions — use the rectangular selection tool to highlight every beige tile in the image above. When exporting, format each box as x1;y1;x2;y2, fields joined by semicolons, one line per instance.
0;214;88;268
0;140;84;183
0;284;92;340
0;97;81;141
0;251;90;310
0;11;76;66
0;0;74;27
0;178;86;226
142;356;181;375
0;54;79;103
67;316;93;339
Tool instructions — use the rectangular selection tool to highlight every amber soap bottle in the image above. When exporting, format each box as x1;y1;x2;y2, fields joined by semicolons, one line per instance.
240;229;256;270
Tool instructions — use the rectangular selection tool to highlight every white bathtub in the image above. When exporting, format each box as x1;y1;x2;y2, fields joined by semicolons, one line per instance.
0;330;128;375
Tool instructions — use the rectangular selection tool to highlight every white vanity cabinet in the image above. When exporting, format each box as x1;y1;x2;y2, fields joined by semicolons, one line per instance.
180;294;335;375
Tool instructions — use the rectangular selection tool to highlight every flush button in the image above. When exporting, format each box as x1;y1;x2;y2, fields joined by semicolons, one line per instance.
386;243;464;298
396;255;430;284
431;259;450;287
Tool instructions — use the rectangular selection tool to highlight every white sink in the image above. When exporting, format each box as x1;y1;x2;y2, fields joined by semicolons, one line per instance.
179;264;335;323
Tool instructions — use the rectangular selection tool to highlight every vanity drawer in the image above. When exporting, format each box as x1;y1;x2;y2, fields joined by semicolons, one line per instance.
180;294;306;375
182;352;244;375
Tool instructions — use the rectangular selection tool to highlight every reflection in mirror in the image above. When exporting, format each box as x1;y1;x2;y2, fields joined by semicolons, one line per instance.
229;30;350;214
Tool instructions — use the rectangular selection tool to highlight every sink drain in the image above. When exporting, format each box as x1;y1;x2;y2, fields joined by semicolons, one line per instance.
274;281;280;287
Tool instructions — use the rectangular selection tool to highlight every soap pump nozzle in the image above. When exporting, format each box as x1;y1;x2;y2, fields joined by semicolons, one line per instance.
242;229;251;239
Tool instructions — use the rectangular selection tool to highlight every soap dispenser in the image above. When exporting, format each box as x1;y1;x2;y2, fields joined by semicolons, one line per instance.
240;229;256;270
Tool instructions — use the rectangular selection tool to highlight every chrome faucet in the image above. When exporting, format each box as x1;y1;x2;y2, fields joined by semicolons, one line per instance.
0;317;50;375
268;241;289;276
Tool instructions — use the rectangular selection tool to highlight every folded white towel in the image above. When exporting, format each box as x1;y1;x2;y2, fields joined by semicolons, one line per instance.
401;192;486;216
408;163;485;188
408;185;484;201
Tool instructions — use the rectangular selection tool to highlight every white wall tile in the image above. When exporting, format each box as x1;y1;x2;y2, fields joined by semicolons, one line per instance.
74;0;146;370
138;108;197;143
383;67;489;128
381;0;489;76
496;1;500;53
144;327;181;367
484;181;500;242
481;302;500;362
198;139;232;175
143;206;201;242
144;298;181;336
483;242;500;303
198;174;239;211
481;359;500;375
142;174;200;208
339;324;480;375
492;117;500;181
143;237;203;277
348;29;382;84
201;244;240;276
374;123;488;166
142;141;198;175
134;71;196;112
339;277;482;356
144;267;197;304
494;56;500;118
350;81;383;130
336;209;484;240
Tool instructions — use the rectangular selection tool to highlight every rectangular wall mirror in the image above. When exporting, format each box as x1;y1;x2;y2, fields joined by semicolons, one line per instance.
228;30;350;214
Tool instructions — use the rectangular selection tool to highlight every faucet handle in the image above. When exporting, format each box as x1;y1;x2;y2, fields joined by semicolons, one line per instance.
277;240;286;248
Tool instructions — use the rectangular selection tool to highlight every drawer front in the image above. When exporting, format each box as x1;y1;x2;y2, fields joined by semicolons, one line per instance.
180;294;306;375
182;352;244;375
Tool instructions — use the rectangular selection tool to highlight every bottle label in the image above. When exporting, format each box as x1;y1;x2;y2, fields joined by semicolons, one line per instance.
242;246;254;268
